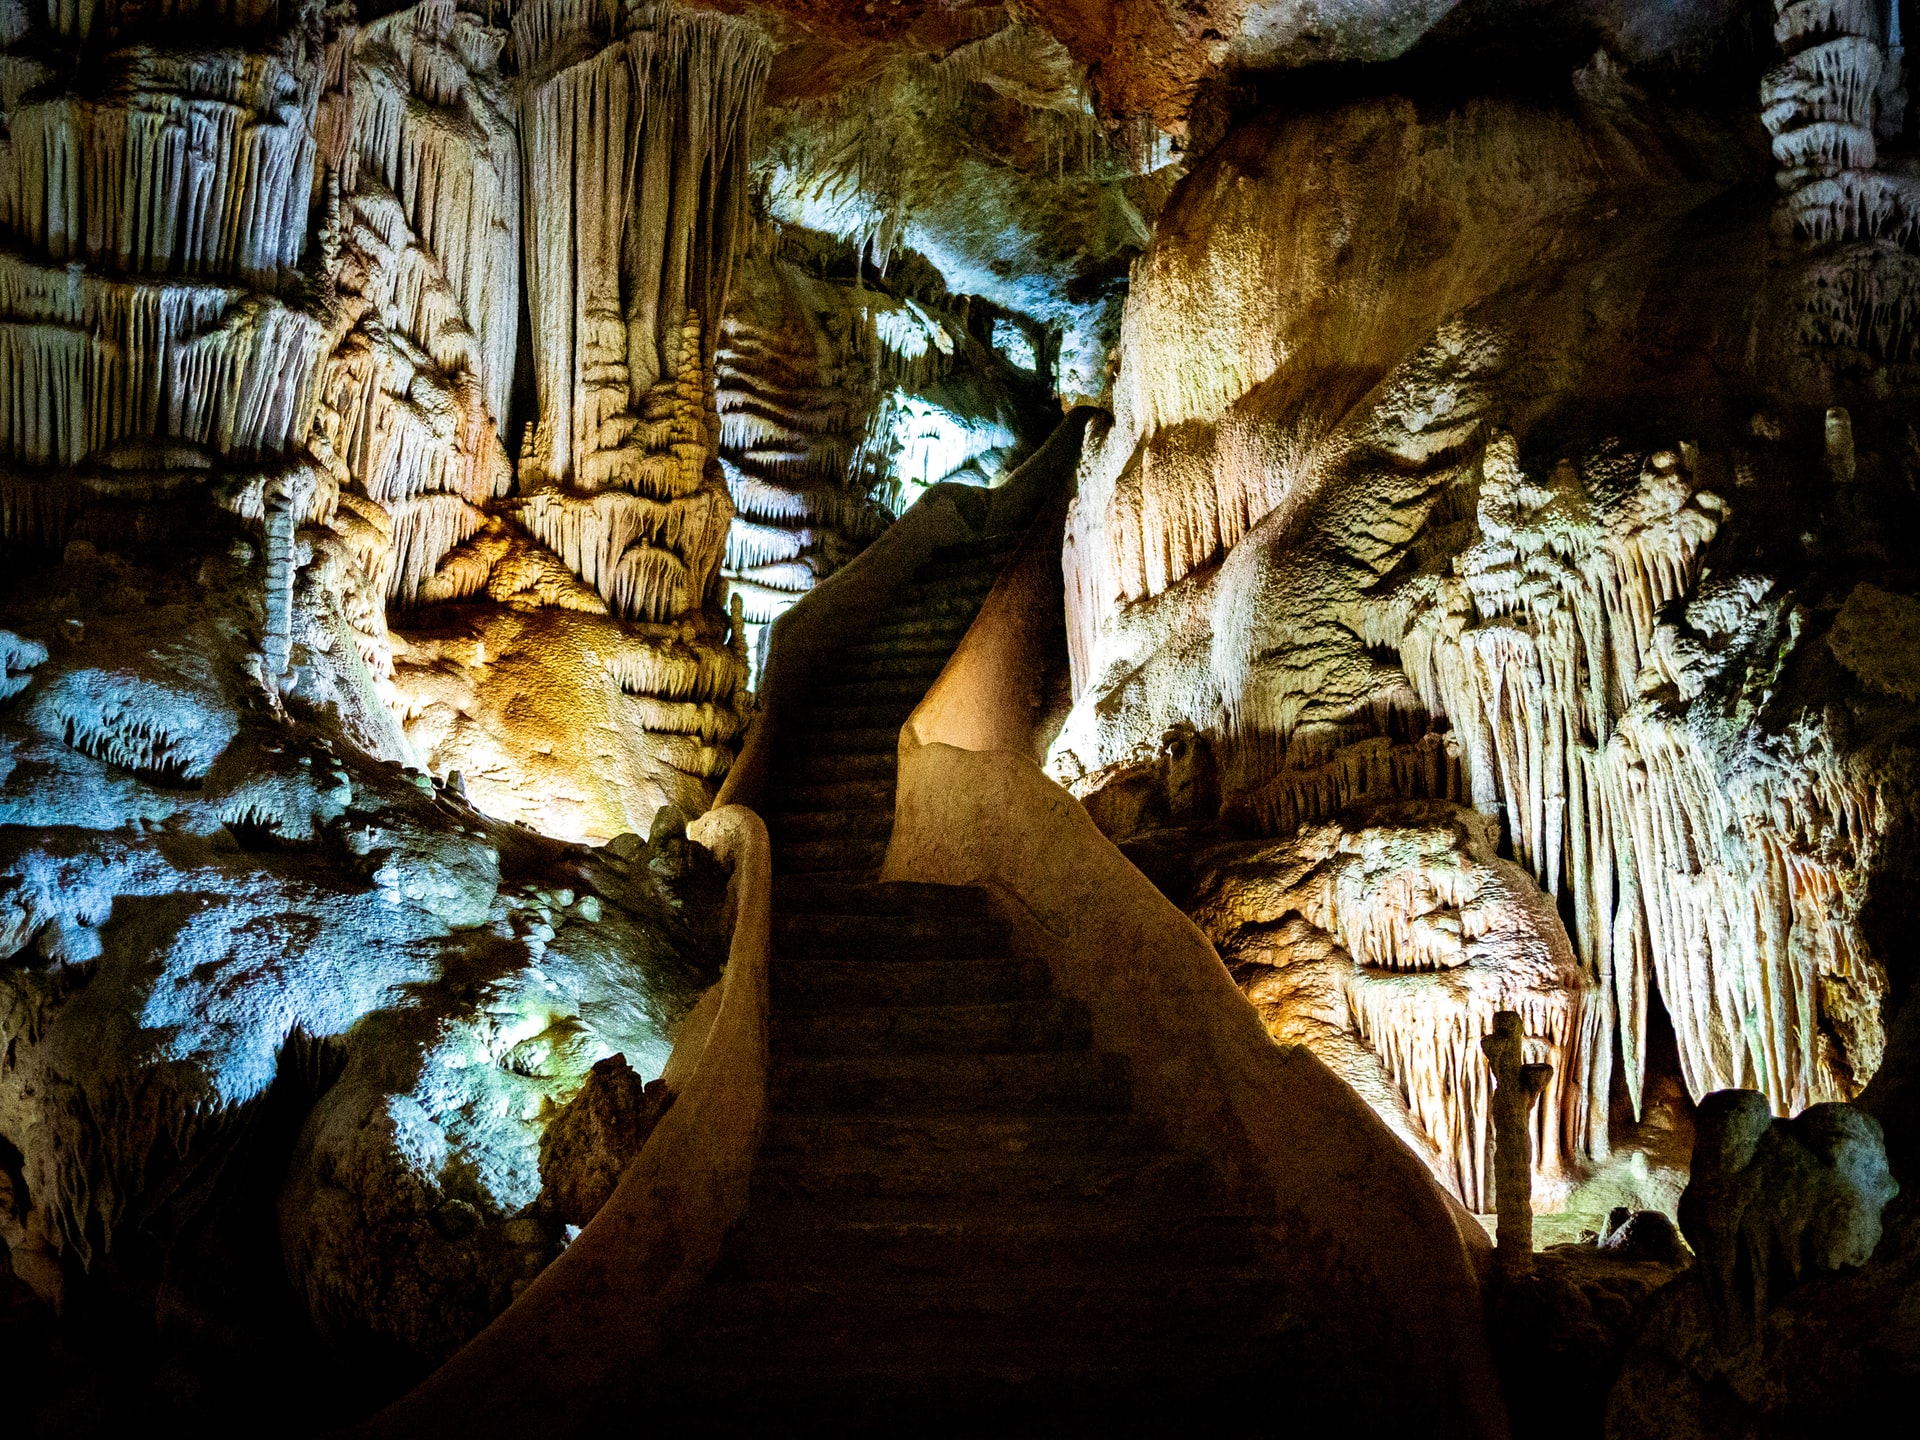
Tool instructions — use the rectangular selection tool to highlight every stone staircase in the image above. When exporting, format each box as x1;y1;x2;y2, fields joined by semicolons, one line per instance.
641;537;1299;1430
763;536;1017;881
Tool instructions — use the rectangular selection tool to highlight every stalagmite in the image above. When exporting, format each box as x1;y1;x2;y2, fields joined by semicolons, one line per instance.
262;469;302;677
1483;1010;1551;1267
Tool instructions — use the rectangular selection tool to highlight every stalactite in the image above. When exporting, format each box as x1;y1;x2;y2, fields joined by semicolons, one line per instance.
1233;732;1466;837
0;27;322;285
386;492;488;605
306;175;511;611
0;254;328;466
511;476;731;625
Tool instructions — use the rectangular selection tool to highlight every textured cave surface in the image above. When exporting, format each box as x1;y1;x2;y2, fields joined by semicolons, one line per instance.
0;0;1917;1433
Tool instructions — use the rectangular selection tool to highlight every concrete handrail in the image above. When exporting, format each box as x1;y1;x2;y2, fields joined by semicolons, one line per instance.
356;804;773;1439
888;527;1509;1435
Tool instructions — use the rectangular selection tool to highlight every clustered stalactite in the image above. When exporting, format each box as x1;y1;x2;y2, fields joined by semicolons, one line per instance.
1763;0;1920;362
0;0;764;837
0;0;333;572
1385;434;1893;1124
1073;412;1897;1199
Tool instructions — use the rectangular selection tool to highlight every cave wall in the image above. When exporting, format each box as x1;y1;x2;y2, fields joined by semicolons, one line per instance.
0;0;757;1400
0;0;1914;1425
1052;34;1920;1212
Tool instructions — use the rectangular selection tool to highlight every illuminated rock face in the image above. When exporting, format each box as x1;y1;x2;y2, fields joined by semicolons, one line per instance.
391;603;745;843
0;547;725;1368
716;225;1046;664
1191;803;1601;1211
1052;76;1920;1205
0;0;747;1384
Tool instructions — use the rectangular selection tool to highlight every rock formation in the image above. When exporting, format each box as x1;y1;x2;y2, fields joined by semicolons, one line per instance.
1190;803;1600;1210
1049;57;1920;1222
0;543;729;1401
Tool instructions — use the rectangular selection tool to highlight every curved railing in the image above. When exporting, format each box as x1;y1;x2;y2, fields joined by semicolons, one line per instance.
355;804;773;1439
887;484;1511;1435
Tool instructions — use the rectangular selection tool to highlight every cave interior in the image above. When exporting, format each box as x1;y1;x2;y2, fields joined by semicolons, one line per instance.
1;0;1918;1434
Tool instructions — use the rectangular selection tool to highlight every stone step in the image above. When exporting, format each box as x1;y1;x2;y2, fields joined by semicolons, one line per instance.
773;751;894;785
775;725;898;756
767;808;893;845
788;701;920;733
896;566;1002;593
770;1051;1131;1116
713;1200;1275;1278
773;880;993;919
808;677;934;709
830;635;960;665
871;591;993;622
815;658;951;688
771;909;1009;960
771;956;1053;1009
772;997;1090;1056
637;1366;1285;1436
665;1271;1286;1369
919;544;1019;576
755;1117;1210;1206
761;1112;1167;1158
863;615;976;644
771;836;888;875
768;778;894;812
770;866;875;887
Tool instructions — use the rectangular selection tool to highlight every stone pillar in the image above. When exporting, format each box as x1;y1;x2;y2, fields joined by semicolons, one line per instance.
1482;1009;1552;1270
